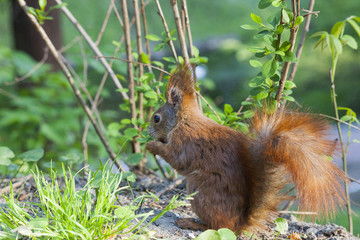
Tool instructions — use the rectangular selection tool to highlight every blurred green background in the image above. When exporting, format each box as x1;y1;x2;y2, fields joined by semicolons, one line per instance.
0;0;359;235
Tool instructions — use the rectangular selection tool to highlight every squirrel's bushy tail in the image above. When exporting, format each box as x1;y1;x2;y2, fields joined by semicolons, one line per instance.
246;109;345;228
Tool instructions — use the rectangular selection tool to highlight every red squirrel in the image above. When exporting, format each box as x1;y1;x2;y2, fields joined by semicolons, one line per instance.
146;64;345;232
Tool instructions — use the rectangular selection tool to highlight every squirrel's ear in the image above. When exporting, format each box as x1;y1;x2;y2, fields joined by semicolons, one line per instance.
166;64;195;107
168;87;183;107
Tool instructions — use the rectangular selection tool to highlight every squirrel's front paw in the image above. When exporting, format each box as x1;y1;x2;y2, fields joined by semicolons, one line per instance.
146;141;163;155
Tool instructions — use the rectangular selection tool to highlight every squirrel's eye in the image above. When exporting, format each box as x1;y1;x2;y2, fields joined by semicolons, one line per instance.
154;114;161;123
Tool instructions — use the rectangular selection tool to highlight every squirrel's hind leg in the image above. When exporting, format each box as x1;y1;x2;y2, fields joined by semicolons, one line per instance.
176;218;208;231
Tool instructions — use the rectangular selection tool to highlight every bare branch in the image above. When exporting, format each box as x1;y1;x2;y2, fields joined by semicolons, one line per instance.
54;0;129;100
288;0;315;82
95;0;115;46
17;0;123;171
279;211;317;215
96;56;172;75
5;47;49;86
170;0;189;63
121;0;141;154
275;0;300;105
181;0;194;57
140;0;154;73
155;0;178;60
133;0;145;121
156;177;185;197
196;92;221;122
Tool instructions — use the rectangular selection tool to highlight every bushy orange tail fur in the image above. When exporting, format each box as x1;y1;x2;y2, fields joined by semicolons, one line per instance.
248;109;345;223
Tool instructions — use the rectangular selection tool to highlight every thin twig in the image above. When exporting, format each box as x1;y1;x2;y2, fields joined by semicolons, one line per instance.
0;176;32;196
319;114;360;131
82;121;90;169
6;47;49;86
60;55;106;132
275;0;300;106
348;176;360;185
78;40;88;85
330;68;353;234
170;0;189;63
54;0;129;100
95;56;172;76
17;0;123;171
133;0;145;121
279;211;318;215
155;0;178;60
156;177;185;197
288;0;315;82
121;0;141;154
95;0;115;46
140;0;153;73
196;92;221;122
237;95;251;115
58;35;83;53
154;155;170;180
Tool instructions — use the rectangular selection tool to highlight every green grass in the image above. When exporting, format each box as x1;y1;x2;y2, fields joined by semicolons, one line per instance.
0;163;186;239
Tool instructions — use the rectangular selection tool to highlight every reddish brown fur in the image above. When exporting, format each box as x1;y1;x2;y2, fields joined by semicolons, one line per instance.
146;64;346;233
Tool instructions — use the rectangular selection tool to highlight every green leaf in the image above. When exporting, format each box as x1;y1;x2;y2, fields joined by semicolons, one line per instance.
124;128;139;139
283;50;296;62
146;34;162;41
123;171;137;182
126;153;143;166
153;43;165;52
39;0;47;11
0;146;15;159
29;218;48;229
331;21;345;38
274;50;285;56
258;0;274;9
144;91;158;100
18;148;44;162
114;206;136;220
272;0;282;7
251;13;263;25
151;60;164;68
274;217;288;234
121;119;132;125
140;53;150;64
262;58;277;77
249;77;263;88
347;19;360;38
247;48;264;53
192;45;200;57
329;34;343;54
279;41;291;51
240;24;259;30
249;60;262;68
294;16;304;27
139;72;155;83
256;90;269;100
163;57;177;63
218;228;236;240
284;80;296;89
282;95;295;101
276;25;284;34
224;104;234;116
341;35;358;49
194;230;221;240
282;9;290;23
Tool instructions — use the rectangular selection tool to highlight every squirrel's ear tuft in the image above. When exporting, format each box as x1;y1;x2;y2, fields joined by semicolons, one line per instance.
168;87;182;106
166;64;195;104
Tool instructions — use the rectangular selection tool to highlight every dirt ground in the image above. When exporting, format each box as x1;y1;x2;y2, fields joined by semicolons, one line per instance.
0;172;359;240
